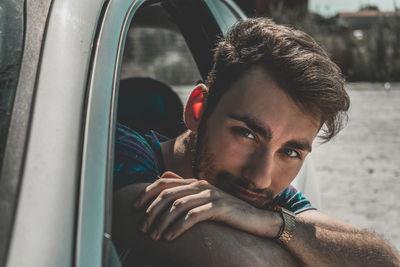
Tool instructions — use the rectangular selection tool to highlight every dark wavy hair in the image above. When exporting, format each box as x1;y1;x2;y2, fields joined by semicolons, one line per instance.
202;18;350;142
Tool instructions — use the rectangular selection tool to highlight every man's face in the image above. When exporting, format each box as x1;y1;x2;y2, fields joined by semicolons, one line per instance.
193;67;320;208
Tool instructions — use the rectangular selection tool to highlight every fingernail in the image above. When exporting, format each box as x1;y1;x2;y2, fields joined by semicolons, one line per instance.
164;232;173;240
140;222;148;233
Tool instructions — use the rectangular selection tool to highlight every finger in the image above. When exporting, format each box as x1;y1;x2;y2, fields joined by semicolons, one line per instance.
134;178;197;208
164;202;215;241
161;171;183;179
142;183;203;233
150;190;211;240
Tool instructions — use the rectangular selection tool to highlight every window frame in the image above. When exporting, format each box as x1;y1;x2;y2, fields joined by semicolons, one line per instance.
76;0;147;266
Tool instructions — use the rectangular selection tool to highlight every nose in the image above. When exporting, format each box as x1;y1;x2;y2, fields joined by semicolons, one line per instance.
241;147;273;189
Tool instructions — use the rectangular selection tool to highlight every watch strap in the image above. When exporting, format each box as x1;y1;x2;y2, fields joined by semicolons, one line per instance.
273;206;296;244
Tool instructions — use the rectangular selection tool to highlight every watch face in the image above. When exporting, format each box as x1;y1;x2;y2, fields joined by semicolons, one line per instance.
280;231;293;243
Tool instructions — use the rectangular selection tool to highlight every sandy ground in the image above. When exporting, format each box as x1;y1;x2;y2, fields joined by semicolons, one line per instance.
174;82;400;251
312;83;400;252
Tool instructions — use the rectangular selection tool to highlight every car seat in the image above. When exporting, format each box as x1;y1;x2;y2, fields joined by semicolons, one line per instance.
117;77;186;138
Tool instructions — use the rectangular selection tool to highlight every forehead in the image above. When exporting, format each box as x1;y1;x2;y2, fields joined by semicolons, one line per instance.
211;67;320;139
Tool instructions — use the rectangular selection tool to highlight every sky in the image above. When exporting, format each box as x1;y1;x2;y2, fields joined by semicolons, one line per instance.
309;0;400;17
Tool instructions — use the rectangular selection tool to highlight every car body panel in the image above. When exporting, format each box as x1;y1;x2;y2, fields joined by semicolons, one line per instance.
6;0;104;266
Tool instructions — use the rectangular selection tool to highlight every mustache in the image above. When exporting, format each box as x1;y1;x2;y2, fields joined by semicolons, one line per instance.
216;171;274;198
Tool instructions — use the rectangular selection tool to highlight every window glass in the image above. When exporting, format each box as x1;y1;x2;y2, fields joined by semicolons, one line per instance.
204;0;242;34
120;4;201;103
0;0;24;171
117;3;202;140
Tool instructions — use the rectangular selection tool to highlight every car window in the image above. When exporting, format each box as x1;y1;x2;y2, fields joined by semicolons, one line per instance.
120;4;201;104
204;0;245;34
117;2;204;141
0;0;24;172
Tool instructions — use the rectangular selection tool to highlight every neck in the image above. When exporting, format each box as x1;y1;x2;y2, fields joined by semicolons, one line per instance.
160;130;196;178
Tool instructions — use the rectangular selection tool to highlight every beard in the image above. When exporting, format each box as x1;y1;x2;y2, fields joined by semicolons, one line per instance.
191;122;275;209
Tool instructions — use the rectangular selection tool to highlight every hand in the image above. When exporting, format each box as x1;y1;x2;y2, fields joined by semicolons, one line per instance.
134;171;282;241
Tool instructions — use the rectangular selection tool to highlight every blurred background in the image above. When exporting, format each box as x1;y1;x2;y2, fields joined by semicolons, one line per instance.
236;0;400;83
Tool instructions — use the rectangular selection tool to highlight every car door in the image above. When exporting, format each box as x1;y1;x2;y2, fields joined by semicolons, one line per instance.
2;0;112;266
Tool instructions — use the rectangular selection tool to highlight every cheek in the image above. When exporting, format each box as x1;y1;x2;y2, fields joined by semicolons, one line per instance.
209;133;251;168
273;161;303;189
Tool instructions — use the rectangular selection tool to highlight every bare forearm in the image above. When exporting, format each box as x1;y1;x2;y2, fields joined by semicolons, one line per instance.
113;184;301;267
285;211;400;267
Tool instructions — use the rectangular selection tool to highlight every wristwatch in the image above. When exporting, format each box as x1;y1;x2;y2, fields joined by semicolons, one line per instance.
274;206;296;244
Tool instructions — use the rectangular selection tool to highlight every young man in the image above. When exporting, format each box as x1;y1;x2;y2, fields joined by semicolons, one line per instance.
113;18;400;266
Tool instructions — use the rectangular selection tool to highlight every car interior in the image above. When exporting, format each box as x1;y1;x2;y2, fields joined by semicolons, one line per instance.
117;2;203;138
117;77;185;138
114;2;208;265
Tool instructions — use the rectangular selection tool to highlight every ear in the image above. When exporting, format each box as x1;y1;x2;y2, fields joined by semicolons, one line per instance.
184;83;208;132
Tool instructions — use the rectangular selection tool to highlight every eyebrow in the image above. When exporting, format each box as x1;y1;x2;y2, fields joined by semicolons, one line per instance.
228;113;312;152
284;140;312;153
228;113;272;140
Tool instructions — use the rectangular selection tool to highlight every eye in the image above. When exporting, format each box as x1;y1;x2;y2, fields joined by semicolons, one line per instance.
282;148;301;159
231;127;256;141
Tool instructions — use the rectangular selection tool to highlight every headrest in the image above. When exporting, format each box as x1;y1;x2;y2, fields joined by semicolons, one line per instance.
117;77;186;138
